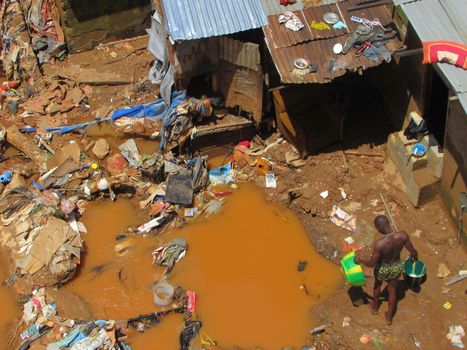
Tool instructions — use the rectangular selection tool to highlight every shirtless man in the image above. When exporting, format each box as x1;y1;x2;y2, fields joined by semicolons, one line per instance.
354;215;418;325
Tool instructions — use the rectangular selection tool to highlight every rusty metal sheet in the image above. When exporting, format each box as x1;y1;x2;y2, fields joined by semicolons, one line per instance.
337;0;394;32
173;38;219;87
265;12;314;48
265;28;387;84
302;4;348;39
216;61;263;122
264;1;401;84
219;37;261;71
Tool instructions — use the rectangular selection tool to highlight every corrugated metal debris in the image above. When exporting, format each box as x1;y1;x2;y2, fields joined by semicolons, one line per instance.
219;37;261;71
163;0;268;41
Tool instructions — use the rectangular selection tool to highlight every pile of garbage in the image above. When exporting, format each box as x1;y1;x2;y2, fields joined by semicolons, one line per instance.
1;0;66;81
0;81;292;348
15;286;191;350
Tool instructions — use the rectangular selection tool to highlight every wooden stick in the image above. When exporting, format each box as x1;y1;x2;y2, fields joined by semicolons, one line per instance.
100;34;149;47
344;151;385;157
380;193;398;231
78;80;133;86
340;150;348;172
103;46;147;65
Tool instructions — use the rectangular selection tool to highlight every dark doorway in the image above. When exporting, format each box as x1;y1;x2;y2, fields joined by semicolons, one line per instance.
425;68;448;146
186;73;213;99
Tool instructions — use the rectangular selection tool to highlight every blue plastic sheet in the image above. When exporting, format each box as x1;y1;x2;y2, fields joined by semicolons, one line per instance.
20;91;187;149
110;91;186;120
208;162;234;185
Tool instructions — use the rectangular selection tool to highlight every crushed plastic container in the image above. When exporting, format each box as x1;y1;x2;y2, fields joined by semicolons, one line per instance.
0;170;13;184
153;281;174;306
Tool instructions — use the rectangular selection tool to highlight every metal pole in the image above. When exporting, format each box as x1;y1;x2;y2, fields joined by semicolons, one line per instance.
380;193;398;231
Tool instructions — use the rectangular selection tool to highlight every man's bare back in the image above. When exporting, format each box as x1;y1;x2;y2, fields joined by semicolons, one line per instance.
375;231;416;266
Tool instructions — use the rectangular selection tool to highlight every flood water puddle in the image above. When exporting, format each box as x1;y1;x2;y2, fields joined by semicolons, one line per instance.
0;266;19;350
64;183;342;349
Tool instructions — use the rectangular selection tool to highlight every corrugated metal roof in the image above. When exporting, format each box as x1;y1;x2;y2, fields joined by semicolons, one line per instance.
163;0;268;41
263;4;347;50
260;0;344;16
392;0;416;5
302;4;348;39
264;29;385;83
264;0;400;83
338;0;395;32
400;0;467;113
219;37;261;71
265;12;314;48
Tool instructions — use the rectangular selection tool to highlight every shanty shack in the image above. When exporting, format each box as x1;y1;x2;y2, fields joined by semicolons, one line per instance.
147;0;268;124
261;0;402;156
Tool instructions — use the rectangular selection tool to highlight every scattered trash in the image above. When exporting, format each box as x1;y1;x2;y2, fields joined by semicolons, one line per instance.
200;332;216;346
443;301;453;310
186;291;196;313
310;325;326;335
339;188;347;199
437;263;452;278
153;280;175;306
265;173;277;188
297;260;308;272
344;236;355;244
342;317;350;327
137;215;167;233
184;208;197;217
0;170;13;185
165;174;194;206
320;190;329;199
411;333;422;349
180;320;202;350
209;163;235;185
152;238;187;275
119;139;142;168
447;325;465;348
330;206;357;232
201;199;224;218
311;20;331;30
279;11;304;31
441;286;451;294
445;274;467;286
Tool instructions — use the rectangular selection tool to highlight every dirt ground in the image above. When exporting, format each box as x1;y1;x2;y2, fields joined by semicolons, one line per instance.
263;141;467;349
1;38;466;350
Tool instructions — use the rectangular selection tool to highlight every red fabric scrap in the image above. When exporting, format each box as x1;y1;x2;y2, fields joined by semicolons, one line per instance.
422;41;467;69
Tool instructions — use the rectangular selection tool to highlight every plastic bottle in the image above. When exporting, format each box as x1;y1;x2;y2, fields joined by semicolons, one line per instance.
0;170;13;184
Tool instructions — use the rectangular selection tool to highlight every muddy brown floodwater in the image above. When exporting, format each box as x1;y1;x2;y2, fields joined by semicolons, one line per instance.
64;182;342;349
0;266;19;349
